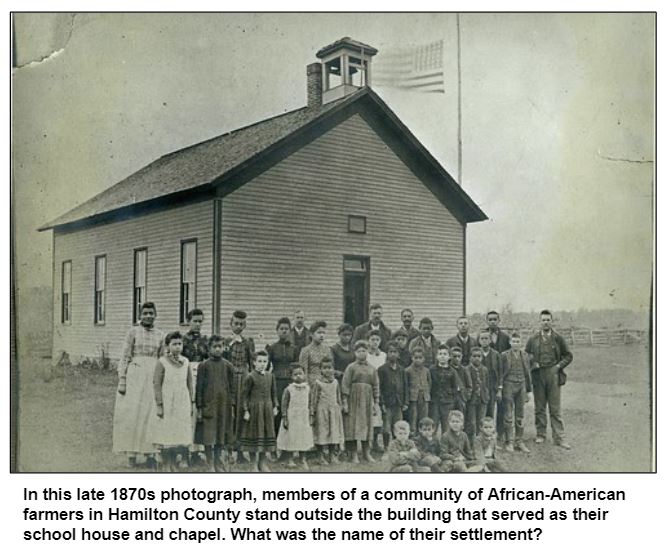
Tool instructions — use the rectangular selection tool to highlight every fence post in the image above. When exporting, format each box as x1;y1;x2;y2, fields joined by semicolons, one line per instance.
589;330;594;346
570;328;575;345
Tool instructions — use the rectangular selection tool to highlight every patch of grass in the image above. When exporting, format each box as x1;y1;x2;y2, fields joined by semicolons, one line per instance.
16;344;653;472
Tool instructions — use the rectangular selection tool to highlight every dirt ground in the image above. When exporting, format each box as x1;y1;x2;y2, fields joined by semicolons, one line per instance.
16;343;653;472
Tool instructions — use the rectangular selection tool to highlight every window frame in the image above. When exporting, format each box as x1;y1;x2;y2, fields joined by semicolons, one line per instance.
179;239;197;324
61;260;72;325
93;255;106;325
133;248;148;325
347;214;367;234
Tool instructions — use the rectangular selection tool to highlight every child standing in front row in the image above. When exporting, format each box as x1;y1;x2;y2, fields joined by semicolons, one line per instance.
404;347;431;434
465;347;490;444
277;365;314;470
312;358;344;464
195;335;236;472
151;331;194;472
449;346;471;417
240;351;278;472
499;333;532;453
366;329;386;453
342;340;380;464
378;341;407;450
429;344;462;435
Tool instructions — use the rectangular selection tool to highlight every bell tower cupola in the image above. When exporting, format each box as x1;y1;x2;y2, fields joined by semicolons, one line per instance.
314;37;378;104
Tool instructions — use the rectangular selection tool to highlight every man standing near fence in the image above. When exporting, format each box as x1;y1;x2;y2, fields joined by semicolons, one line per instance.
525;310;574;449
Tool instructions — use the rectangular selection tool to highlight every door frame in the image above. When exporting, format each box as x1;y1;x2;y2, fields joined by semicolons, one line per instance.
342;255;370;327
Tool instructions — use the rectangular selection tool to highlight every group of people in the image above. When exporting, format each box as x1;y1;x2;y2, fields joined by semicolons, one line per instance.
111;302;573;472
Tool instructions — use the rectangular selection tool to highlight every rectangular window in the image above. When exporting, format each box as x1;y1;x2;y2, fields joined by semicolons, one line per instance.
348;215;367;234
133;249;147;324
61;260;72;324
94;255;106;324
180;240;197;323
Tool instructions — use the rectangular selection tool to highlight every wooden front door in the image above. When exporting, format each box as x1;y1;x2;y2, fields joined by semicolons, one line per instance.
343;256;370;328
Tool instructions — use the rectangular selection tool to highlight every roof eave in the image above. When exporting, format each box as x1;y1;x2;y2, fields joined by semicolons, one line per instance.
361;88;488;224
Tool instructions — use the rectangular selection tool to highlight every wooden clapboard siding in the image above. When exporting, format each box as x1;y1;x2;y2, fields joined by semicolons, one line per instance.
52;201;214;360
220;113;464;347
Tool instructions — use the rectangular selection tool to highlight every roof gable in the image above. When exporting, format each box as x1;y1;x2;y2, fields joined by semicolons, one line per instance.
40;88;486;231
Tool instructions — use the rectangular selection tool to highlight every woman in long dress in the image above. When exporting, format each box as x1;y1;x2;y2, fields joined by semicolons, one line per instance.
112;302;164;468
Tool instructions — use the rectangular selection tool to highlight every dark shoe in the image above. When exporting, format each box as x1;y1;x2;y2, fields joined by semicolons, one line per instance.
556;441;571;450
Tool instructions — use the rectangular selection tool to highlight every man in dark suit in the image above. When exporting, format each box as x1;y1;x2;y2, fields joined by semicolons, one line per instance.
352;303;392;353
483;311;511;353
446;316;478;365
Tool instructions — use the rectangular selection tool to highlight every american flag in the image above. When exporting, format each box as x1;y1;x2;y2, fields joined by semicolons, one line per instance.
372;39;445;94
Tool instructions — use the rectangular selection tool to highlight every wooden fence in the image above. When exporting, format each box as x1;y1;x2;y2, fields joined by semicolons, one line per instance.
507;327;647;346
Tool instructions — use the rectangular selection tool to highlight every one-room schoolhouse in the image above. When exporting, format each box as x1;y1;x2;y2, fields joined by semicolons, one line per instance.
39;37;487;363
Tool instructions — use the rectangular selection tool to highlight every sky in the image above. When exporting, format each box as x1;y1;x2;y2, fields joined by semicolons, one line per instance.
12;13;654;317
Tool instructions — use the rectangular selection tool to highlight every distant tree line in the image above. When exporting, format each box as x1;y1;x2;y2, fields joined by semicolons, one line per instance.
468;306;649;332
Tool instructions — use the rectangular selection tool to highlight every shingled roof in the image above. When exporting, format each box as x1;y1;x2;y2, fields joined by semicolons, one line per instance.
39;93;357;231
40;87;487;231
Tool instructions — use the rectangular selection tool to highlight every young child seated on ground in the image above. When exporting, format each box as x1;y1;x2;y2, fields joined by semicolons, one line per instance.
414;417;444;472
440;410;482;472
474;417;505;472
386;420;424;472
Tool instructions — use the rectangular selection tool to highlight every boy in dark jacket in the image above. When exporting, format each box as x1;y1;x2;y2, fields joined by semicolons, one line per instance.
500;333;532;453
464;347;490;444
378;341;407;449
429;344;463;435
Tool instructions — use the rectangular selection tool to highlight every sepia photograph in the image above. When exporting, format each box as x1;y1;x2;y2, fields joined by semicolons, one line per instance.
11;12;654;473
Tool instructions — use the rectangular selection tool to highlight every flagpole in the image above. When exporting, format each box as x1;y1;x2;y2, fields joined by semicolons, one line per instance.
456;12;462;185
